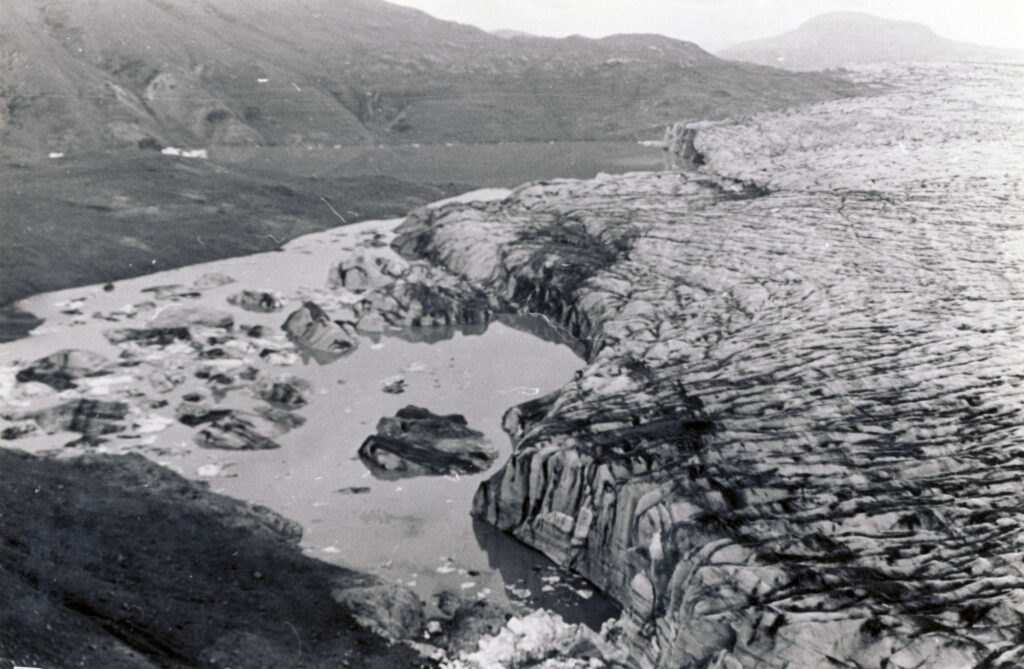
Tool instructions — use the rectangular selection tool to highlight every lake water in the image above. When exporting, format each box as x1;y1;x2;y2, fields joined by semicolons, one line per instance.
0;190;621;628
214;141;664;187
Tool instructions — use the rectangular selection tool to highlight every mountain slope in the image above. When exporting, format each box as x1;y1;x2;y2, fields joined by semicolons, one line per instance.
719;11;1024;71
0;0;858;154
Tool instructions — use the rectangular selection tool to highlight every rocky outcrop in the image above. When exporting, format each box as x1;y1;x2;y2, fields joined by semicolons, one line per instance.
392;63;1024;667
15;349;111;390
281;301;358;359
358;406;497;478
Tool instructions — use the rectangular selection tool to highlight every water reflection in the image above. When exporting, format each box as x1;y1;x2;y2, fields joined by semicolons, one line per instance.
498;312;586;359
472;519;620;630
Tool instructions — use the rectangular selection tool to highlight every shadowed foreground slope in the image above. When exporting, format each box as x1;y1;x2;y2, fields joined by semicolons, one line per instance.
0;448;432;669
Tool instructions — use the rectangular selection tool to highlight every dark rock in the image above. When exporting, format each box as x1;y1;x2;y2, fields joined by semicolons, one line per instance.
178;400;304;450
175;401;231;427
253;406;306;432
229;290;284;313
104;326;191;346
281;301;358;359
16;349;111;390
194;413;283;451
64;434;109;448
255;376;312;409
335;486;371;495
358;406;497;478
103;282;115;291
18;399;130;436
2;422;37;440
380;377;407;394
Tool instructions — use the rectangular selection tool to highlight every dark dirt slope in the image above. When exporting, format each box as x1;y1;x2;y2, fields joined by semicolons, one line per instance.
0;448;432;669
0;152;467;307
0;0;859;152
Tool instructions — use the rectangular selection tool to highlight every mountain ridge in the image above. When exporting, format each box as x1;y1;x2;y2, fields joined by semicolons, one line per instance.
1;0;857;154
719;11;1024;71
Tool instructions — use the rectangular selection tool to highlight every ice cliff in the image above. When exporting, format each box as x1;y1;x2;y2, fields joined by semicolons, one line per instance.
393;63;1024;668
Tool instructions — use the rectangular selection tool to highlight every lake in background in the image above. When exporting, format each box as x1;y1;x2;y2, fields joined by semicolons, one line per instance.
213;141;665;187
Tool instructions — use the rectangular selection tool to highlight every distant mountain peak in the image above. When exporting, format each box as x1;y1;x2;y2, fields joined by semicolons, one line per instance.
491;29;535;39
720;11;1023;71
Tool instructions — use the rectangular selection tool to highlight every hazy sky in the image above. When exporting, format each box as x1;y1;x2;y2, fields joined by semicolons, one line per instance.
388;0;1024;52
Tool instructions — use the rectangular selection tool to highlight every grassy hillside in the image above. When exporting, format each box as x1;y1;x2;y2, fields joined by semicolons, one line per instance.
1;0;860;153
0;152;467;305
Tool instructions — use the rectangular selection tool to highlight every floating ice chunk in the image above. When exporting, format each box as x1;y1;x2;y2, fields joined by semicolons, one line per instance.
135;413;174;434
197;463;223;478
161;147;208;159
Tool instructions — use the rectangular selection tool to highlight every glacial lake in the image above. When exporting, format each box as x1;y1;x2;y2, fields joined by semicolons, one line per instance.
213;140;665;186
0;190;621;628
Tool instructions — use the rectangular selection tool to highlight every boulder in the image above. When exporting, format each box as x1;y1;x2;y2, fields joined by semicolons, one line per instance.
149;304;234;329
358;406;497;478
327;247;409;292
16;349;111;390
1;422;37;440
17;399;130;436
281;302;358;358
254;376;312;409
177;401;304;450
194;412;282;450
228;290;284;313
